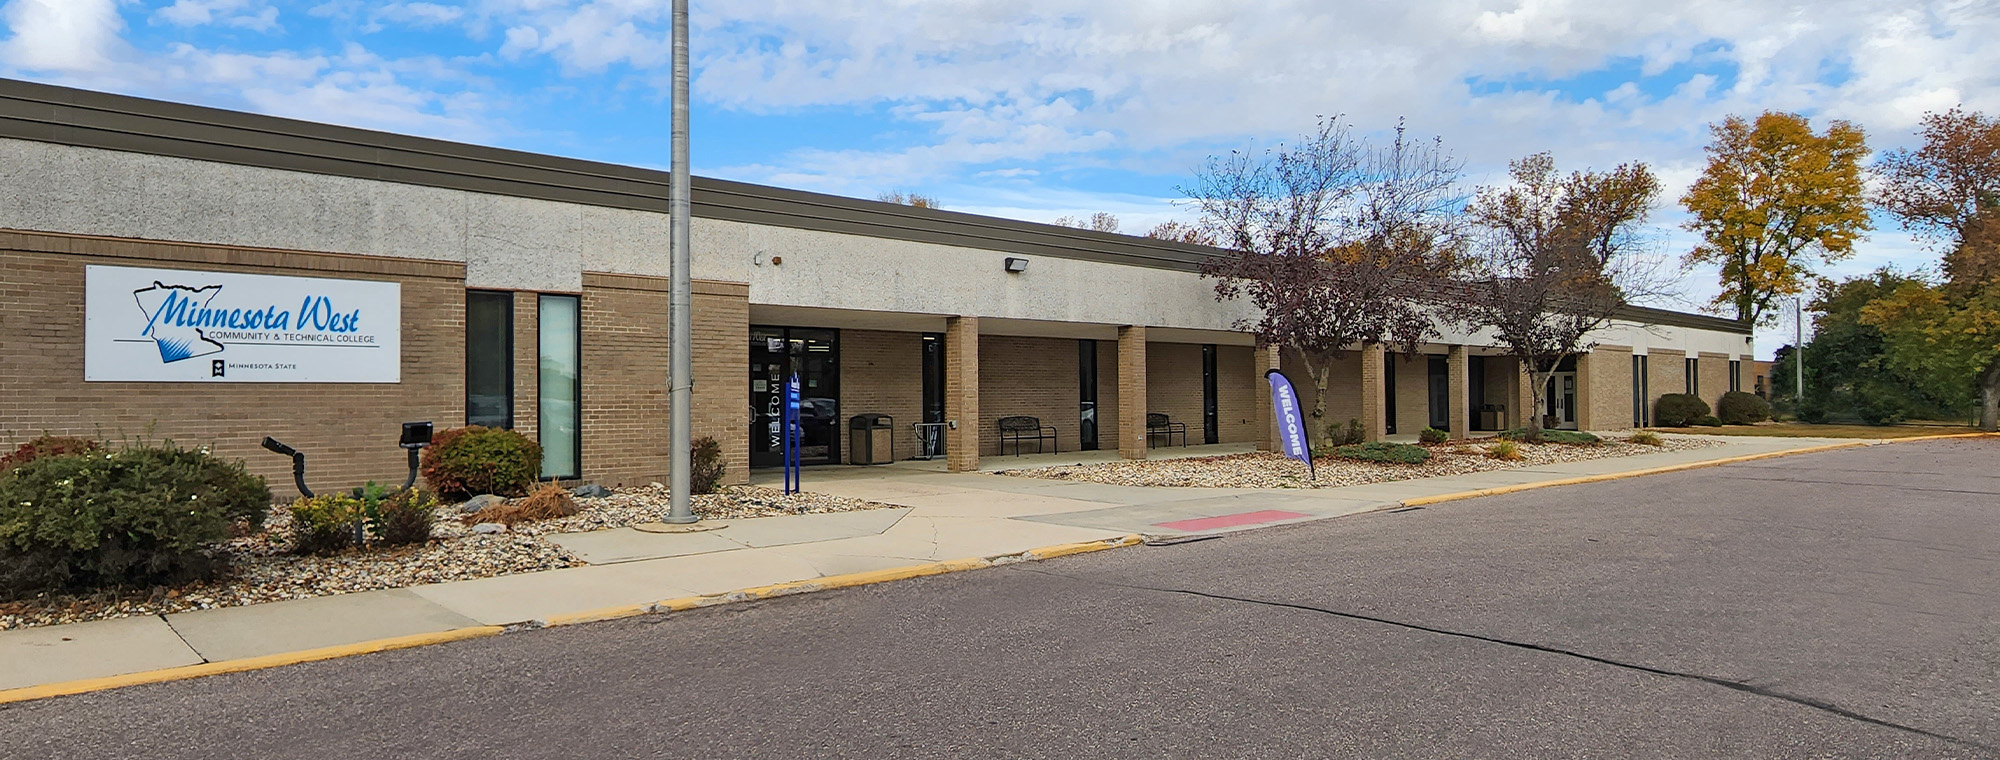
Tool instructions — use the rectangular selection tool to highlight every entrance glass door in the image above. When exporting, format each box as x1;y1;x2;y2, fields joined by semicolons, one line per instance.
1546;371;1578;430
750;327;840;467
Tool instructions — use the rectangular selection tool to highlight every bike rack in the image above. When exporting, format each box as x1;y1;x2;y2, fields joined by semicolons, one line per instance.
262;421;434;500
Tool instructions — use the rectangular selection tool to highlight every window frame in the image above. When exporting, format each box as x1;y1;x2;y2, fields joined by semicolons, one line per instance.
536;293;583;481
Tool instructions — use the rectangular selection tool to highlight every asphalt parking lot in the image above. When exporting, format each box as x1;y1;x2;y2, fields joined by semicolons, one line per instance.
3;438;1995;758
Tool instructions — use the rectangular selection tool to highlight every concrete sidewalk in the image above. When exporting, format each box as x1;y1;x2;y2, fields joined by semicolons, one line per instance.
0;434;1854;694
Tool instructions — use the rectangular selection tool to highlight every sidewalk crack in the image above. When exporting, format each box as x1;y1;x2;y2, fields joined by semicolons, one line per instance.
158;614;208;664
1019;569;1995;754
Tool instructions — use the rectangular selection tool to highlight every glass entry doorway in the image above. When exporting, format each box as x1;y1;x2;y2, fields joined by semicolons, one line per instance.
750;327;840;467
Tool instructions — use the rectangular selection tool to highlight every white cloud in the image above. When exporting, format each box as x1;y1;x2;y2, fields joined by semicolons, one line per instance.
0;0;126;72
155;0;281;33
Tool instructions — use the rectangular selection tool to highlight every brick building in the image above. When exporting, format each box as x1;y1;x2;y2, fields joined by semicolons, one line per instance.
0;80;1755;497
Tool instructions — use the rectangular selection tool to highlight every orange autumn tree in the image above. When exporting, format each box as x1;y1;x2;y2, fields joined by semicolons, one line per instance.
1681;112;1871;326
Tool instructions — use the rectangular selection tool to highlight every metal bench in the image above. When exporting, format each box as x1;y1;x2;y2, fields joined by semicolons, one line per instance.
1147;412;1188;448
998;415;1058;456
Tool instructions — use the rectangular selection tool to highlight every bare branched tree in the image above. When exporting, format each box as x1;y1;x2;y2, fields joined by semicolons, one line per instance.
1054;212;1121;233
877;191;942;209
1144;220;1217;246
1457;153;1672;438
1188;116;1464;444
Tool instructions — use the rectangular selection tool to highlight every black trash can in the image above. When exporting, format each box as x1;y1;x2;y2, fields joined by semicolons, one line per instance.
848;414;894;465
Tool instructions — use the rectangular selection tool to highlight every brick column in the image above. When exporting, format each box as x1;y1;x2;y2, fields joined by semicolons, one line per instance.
1118;325;1148;460
1360;344;1387;442
944;316;980;472
1447;345;1470;440
1575;351;1596;431
1254;343;1282;451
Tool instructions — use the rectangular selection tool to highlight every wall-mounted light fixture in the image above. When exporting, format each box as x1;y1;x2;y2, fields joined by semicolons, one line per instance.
1004;257;1029;273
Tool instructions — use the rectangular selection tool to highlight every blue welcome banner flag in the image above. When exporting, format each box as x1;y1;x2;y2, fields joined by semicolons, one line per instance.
783;373;802;494
1265;369;1314;479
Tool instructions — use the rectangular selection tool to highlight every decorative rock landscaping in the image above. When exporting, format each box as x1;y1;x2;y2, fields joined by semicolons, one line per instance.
998;434;1726;489
0;484;894;631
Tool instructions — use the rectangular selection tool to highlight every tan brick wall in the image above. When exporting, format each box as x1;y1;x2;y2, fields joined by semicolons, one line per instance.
1648;349;1687;417
1360;344;1387;442
572;274;748;489
1699;352;1731;410
1216;344;1256;444
0;230;464;502
1582;345;1632;431
1095;338;1122;452
1254;344;1280;451
980;334;1082;457
1446;346;1469;439
510;291;539;440
1146;342;1202;447
1390;352;1431;434
944;317;980;471
838;329;925;462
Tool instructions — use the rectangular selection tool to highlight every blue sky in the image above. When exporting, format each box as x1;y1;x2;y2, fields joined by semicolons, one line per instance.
5;0;1998;358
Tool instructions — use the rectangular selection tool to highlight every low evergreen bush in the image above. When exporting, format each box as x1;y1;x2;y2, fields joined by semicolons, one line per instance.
1328;418;1366;447
420;426;543;500
1329;441;1430;465
691;436;727;495
1497;427;1601;445
1715;391;1771;425
1653;394;1711;427
1418;427;1449;444
1695;415;1724;427
0;441;270;598
372;487;439;546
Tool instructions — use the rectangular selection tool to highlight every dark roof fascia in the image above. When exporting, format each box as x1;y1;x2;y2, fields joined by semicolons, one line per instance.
0;77;1221;272
1613;304;1752;335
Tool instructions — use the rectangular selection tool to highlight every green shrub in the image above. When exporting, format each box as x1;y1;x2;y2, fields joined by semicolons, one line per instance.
1796;398;1829;424
372;488;439;546
1486;440;1523;461
1;435;101;472
0;442;270;598
1496;427;1601;445
290;493;363;555
1715;391;1771;425
1695;415;1724;427
1326;418;1366;447
1653;394;1711;427
420;426;543;499
691;436;726;495
1418;427;1449;444
1629;431;1664;446
1330;441;1430;464
1854;391;1907;426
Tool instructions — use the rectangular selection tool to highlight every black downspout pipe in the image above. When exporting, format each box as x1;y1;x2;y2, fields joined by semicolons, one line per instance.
260;437;313;498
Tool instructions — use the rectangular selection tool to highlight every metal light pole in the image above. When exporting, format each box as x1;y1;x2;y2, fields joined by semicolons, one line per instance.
663;0;697;525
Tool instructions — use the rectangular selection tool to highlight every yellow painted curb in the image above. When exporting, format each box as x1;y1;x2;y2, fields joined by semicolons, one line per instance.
0;625;504;707
1879;431;1999;443
1020;534;1145;560
1399;441;1872;508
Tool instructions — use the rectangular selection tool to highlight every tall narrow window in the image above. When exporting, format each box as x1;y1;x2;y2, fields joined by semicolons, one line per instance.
1078;339;1099;450
538;294;581;480
1201;345;1219;445
1632;354;1651;426
465;291;513;429
1729;360;1742;392
1686;357;1699;396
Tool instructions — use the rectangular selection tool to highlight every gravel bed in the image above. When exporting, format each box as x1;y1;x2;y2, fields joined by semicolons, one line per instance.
0;484;893;631
997;434;1727;489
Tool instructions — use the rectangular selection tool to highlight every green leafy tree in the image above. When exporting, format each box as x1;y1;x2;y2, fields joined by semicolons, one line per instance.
1681;112;1871;326
1789;271;1958;423
1871;108;2000;430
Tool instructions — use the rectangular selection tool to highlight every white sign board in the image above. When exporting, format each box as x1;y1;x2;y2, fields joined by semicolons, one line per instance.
85;265;401;383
